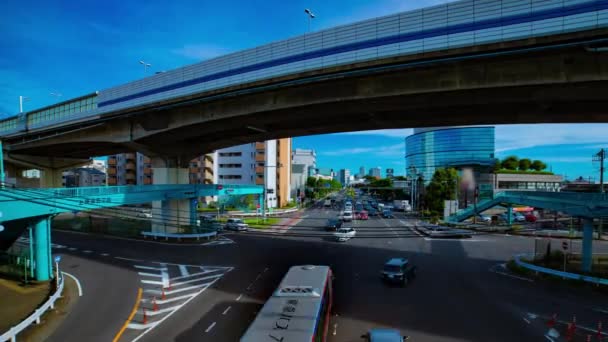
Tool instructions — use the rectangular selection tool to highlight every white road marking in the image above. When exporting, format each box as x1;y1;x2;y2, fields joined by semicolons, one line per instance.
141;293;195;305
523;317;531;324
222;306;231;315
134;265;168;271
138;272;163;278
544;335;555;342
82;250;92;253
141;279;164;285
68;247;78;251
423;238;486;242
162;270;169;288
263;267;269;273
169;274;223;287
255;274;262;281
236;294;243;301
128;322;160;330
593;307;608;314
144;283;212;296
100;253;110;257
205;322;216;333
333;323;338;336
146;305;184;316
115;256;144;262
489;268;534;282
170;269;224;281
62;272;83;296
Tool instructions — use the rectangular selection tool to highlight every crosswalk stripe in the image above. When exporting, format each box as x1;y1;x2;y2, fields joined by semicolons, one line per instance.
178;265;189;276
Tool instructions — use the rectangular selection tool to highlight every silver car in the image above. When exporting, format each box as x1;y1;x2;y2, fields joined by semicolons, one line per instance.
225;218;249;231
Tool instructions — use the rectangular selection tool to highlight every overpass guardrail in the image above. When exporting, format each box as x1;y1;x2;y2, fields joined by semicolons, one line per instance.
513;253;608;286
141;231;217;241
1;274;64;342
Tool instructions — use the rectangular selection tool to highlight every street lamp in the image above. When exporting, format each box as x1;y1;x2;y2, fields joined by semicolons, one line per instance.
19;96;30;113
304;8;315;32
139;60;152;74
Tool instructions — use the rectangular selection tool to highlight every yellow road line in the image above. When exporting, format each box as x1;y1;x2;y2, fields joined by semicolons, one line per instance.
113;287;143;342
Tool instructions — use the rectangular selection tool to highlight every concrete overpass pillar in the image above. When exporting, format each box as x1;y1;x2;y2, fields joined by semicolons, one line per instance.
32;217;52;281
151;158;193;233
581;218;594;273
40;169;63;188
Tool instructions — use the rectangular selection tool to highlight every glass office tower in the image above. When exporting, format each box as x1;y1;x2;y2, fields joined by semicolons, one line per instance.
405;126;495;183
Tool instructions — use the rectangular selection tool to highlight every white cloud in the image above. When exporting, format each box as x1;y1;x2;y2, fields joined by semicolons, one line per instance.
321;143;403;157
172;44;232;60
495;124;608;152
334;128;413;138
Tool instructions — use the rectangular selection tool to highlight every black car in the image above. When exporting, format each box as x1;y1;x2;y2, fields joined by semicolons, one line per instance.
382;210;394;219
325;218;343;231
381;258;417;286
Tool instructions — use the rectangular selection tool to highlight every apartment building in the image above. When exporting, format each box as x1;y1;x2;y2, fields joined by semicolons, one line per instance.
107;153;152;185
217;139;291;208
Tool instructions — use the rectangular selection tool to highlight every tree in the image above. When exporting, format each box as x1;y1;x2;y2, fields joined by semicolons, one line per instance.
306;176;317;188
530;160;547;171
423;168;459;216
501;156;519;170
493;160;502;172
363;175;375;182
518;158;531;171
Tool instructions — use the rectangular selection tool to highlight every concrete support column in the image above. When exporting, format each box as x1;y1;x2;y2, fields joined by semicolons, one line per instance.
40;169;63;188
151;158;191;233
33;217;52;281
582;218;594;273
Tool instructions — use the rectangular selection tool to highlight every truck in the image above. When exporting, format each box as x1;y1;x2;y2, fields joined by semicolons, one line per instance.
393;200;411;212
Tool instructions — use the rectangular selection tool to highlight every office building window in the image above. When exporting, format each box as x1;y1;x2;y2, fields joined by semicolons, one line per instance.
219;152;242;157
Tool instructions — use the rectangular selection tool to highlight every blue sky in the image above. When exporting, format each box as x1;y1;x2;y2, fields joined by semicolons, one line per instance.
1;0;606;180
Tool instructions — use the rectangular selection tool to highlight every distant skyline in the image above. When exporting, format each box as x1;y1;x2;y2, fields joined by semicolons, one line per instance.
293;124;608;182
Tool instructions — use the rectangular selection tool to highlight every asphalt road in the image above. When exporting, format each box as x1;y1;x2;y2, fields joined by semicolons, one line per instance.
37;201;608;342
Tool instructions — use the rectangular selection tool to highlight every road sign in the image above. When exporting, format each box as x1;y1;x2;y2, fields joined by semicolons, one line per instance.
562;241;568;250
54;255;62;263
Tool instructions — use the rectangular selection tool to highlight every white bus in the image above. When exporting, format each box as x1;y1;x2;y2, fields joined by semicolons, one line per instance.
241;265;334;342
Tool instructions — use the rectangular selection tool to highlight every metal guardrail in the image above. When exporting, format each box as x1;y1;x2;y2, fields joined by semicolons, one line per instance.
141;231;217;241
513;254;608;286
0;274;64;342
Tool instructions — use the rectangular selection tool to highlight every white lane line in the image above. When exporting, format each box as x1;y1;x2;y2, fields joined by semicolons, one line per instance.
82;250;92;253
170;274;222;287
255;274;262;281
134;265;168;271
171;270;223;281
333;323;338;336
115;256;143;262
138;272;163;278
490;269;534;282
263;267;269;273
222;306;231;315
68;247;78;251
144;283;211;296
62;272;83;296
544;335;555;342
128;322;160;330
523;318;531;324
141;279;164;286
100;253;110;257
141;293;195;305
246;283;253;291
145;305;182;316
205;322;216;333
593;307;608;314
236;294;243;301
178;265;189;276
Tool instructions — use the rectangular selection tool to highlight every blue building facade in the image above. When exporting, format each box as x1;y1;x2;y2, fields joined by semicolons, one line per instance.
405;126;495;182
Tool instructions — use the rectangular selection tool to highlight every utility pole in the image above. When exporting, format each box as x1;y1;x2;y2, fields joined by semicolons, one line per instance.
593;148;606;239
593;148;606;193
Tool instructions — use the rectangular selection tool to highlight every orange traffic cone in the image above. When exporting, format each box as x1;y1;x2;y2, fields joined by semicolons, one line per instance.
161;288;166;300
153;297;158;311
142;308;148;324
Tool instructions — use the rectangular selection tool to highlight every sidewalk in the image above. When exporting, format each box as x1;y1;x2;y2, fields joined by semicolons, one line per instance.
0;278;50;333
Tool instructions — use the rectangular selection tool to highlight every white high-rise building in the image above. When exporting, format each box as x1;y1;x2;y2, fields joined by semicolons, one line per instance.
292;149;316;177
217;139;292;208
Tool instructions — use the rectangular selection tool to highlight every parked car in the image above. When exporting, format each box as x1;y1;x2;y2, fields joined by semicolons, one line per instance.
325;218;343;231
334;227;356;242
342;211;354;222
381;258;417;286
361;328;409;342
368;208;378;216
525;213;538;222
199;215;223;231
357;211;369;220
136;211;152;218
476;214;491;223
382;210;394;219
225;218;249;231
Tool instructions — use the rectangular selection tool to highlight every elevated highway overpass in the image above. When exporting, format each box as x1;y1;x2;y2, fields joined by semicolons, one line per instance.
0;0;607;167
